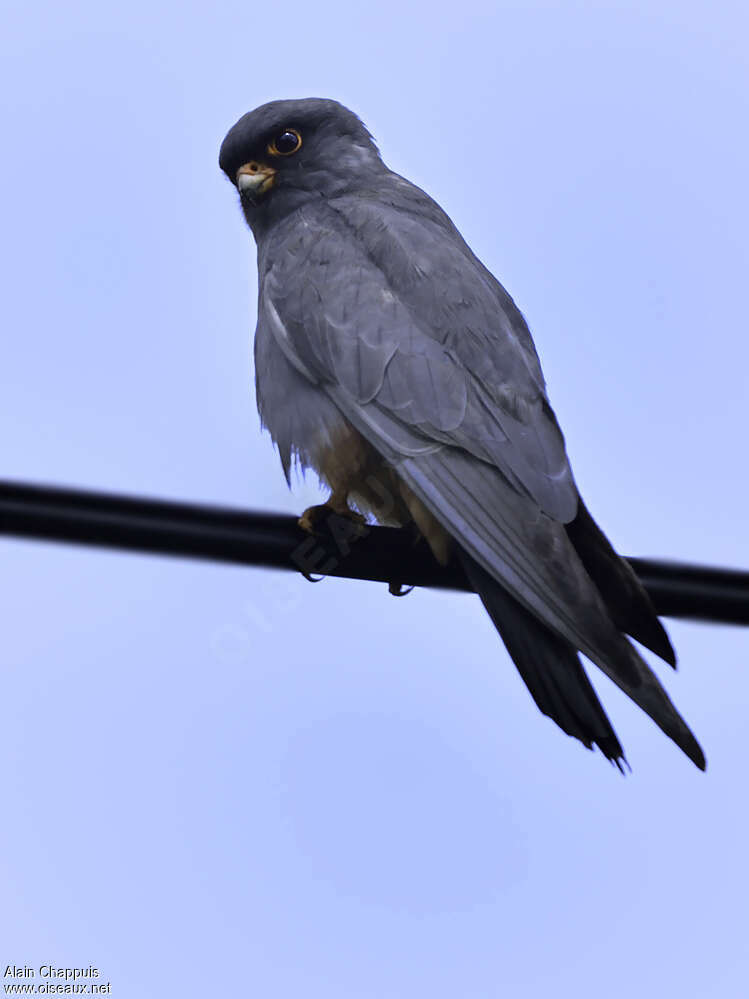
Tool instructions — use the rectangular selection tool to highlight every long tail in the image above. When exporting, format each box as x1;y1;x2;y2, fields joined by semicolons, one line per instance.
459;551;627;768
458;549;706;770
392;448;705;769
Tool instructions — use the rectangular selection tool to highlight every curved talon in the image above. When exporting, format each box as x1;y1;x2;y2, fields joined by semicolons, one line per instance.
301;571;325;584
389;581;415;597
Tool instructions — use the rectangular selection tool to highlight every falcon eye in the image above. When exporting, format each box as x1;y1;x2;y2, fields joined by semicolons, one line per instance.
267;128;302;157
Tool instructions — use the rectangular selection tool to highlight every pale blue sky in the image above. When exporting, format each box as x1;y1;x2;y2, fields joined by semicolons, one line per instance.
1;1;747;996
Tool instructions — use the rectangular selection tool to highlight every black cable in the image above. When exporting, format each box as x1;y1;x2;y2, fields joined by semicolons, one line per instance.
0;479;747;625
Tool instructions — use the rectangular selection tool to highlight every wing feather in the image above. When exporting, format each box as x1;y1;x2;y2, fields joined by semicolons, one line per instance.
263;197;577;520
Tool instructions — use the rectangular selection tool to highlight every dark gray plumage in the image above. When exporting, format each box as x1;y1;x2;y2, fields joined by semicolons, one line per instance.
219;97;705;770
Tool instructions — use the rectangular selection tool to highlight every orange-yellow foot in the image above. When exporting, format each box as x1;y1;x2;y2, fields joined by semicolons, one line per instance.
298;500;367;535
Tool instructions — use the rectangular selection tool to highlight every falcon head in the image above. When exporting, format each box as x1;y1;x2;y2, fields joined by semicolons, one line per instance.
219;98;384;230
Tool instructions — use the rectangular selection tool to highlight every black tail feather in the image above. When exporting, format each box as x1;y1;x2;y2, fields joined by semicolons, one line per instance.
458;550;627;768
565;497;676;668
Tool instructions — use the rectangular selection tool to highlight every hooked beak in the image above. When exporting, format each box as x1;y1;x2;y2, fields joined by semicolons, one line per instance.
236;161;277;200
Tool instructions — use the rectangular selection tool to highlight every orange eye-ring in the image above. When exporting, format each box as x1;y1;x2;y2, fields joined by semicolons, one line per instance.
267;128;302;156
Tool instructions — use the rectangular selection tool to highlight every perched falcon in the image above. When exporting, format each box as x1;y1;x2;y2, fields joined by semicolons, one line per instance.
219;97;704;770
